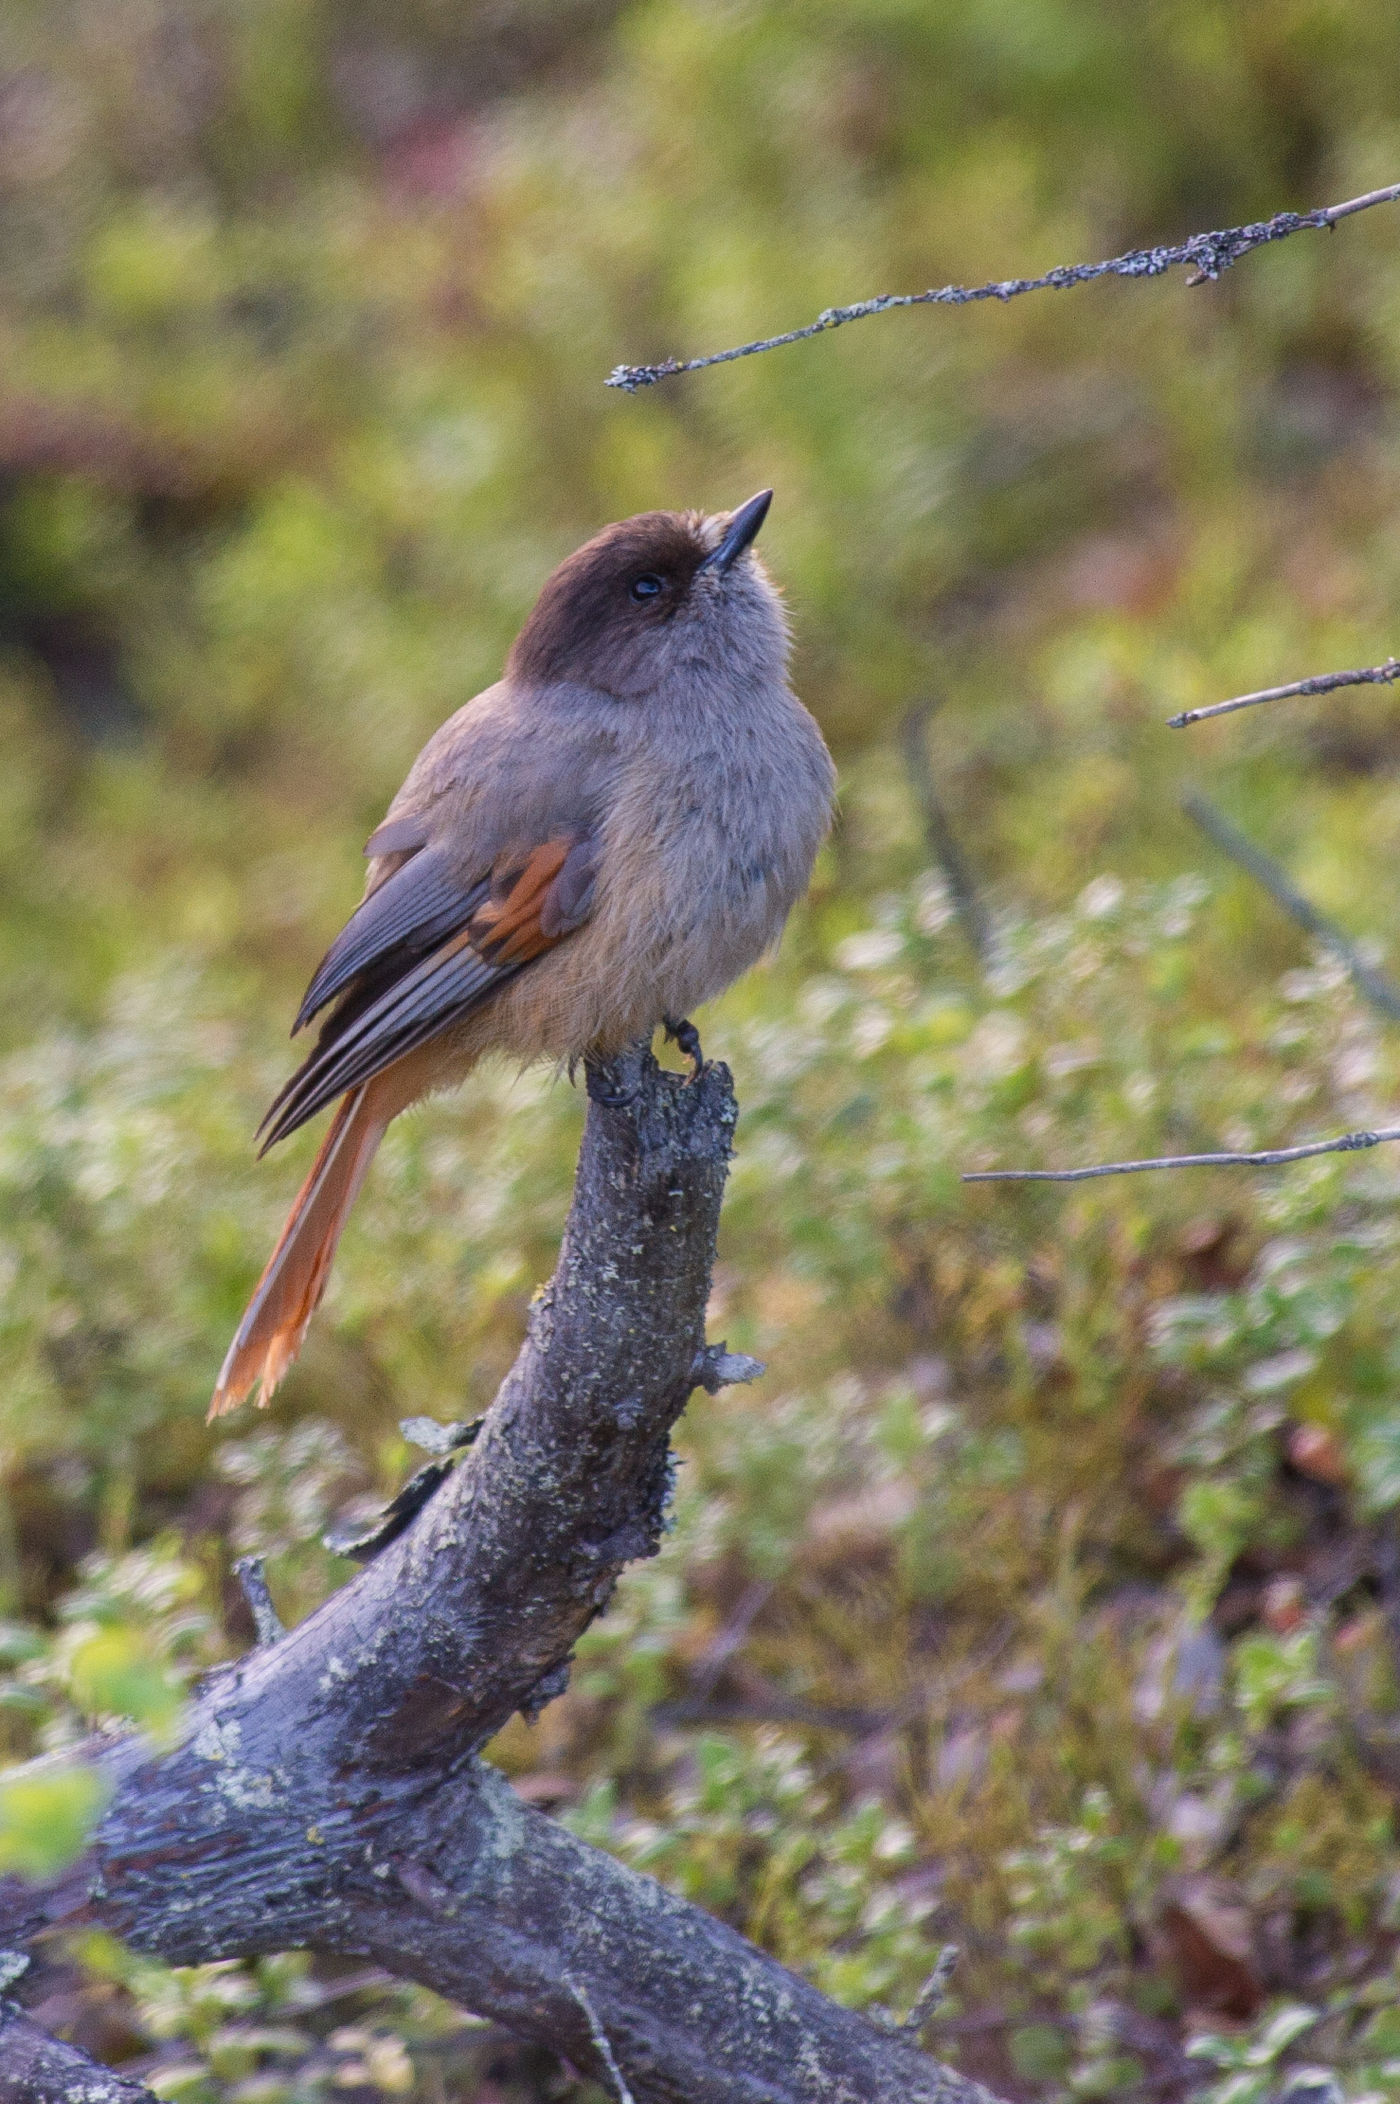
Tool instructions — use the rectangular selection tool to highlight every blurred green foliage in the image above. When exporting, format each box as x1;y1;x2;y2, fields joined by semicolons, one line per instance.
4;0;1400;2097
0;1760;106;1880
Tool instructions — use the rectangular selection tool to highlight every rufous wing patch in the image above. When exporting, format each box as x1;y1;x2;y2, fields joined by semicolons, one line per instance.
259;831;599;1150
469;837;582;966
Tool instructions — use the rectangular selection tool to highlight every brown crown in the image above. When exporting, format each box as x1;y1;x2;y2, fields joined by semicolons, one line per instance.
508;511;710;689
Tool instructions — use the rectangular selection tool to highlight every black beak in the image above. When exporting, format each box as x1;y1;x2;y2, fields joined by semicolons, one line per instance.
699;488;772;574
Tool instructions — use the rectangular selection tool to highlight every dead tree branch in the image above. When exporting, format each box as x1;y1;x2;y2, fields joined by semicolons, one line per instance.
1182;791;1400;1021
0;2003;159;2102
1169;656;1400;728
607;181;1400;390
0;1045;1003;2104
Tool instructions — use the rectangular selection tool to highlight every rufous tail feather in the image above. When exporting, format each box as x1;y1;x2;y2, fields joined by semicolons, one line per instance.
209;1085;388;1419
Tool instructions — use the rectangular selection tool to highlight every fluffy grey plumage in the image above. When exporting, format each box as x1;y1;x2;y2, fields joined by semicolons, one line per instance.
212;492;835;1416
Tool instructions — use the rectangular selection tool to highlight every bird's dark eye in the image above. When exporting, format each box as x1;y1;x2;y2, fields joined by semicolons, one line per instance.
629;573;666;601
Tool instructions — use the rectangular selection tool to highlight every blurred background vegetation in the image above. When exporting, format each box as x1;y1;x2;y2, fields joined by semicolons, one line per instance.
5;0;1400;2097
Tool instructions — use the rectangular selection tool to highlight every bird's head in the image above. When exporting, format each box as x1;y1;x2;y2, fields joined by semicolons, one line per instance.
507;491;787;702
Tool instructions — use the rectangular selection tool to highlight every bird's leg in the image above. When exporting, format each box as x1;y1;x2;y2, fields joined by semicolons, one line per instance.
664;1016;705;1079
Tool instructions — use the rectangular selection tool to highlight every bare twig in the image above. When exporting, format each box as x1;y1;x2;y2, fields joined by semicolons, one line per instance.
868;1946;960;2040
567;1975;638;2104
652;1687;894;1734
965;1126;1400;1184
1168;657;1400;728
901;705;993;967
607;182;1400;389
901;1948;961;2037
687;1579;773;1703
1182;791;1400;1021
967;789;1400;1187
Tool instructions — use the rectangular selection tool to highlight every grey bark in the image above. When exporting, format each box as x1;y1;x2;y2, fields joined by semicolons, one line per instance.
0;1046;1004;2104
0;2005;159;2102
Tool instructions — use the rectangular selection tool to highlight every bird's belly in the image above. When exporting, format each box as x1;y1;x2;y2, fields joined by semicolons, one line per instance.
656;866;782;1004
463;841;779;1066
441;724;828;1071
626;804;806;1024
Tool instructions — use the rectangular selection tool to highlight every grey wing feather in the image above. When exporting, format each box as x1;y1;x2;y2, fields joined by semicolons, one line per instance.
262;829;600;1154
363;810;433;859
261;936;511;1150
293;848;486;1034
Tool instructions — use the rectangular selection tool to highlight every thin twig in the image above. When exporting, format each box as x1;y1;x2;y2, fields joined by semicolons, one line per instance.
900;704;993;967
607;182;1400;389
1182;791;1400;1021
232;1555;285;1645
964;1126;1400;1184
566;1975;637;2104
901;1947;961;2037
1169;657;1400;728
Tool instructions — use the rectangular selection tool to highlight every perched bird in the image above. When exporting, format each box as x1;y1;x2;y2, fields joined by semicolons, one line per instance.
210;490;835;1418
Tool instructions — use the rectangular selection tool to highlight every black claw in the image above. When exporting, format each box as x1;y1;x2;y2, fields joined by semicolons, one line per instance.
664;1016;705;1078
585;1060;638;1109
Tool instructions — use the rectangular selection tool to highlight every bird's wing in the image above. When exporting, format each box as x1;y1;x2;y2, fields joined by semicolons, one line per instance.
259;831;598;1152
292;843;483;1033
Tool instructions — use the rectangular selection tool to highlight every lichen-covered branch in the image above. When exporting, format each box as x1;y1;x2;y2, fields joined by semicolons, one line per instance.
607;180;1400;390
0;2004;159;2102
0;1047;1005;2104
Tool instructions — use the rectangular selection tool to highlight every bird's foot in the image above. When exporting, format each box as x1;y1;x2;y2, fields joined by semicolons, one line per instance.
664;1016;705;1080
585;1058;639;1109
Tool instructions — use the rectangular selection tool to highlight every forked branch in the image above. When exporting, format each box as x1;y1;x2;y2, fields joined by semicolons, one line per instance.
0;1048;1003;2104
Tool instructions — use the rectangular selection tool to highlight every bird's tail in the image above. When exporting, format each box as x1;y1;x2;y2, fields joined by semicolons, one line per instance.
209;1084;389;1419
